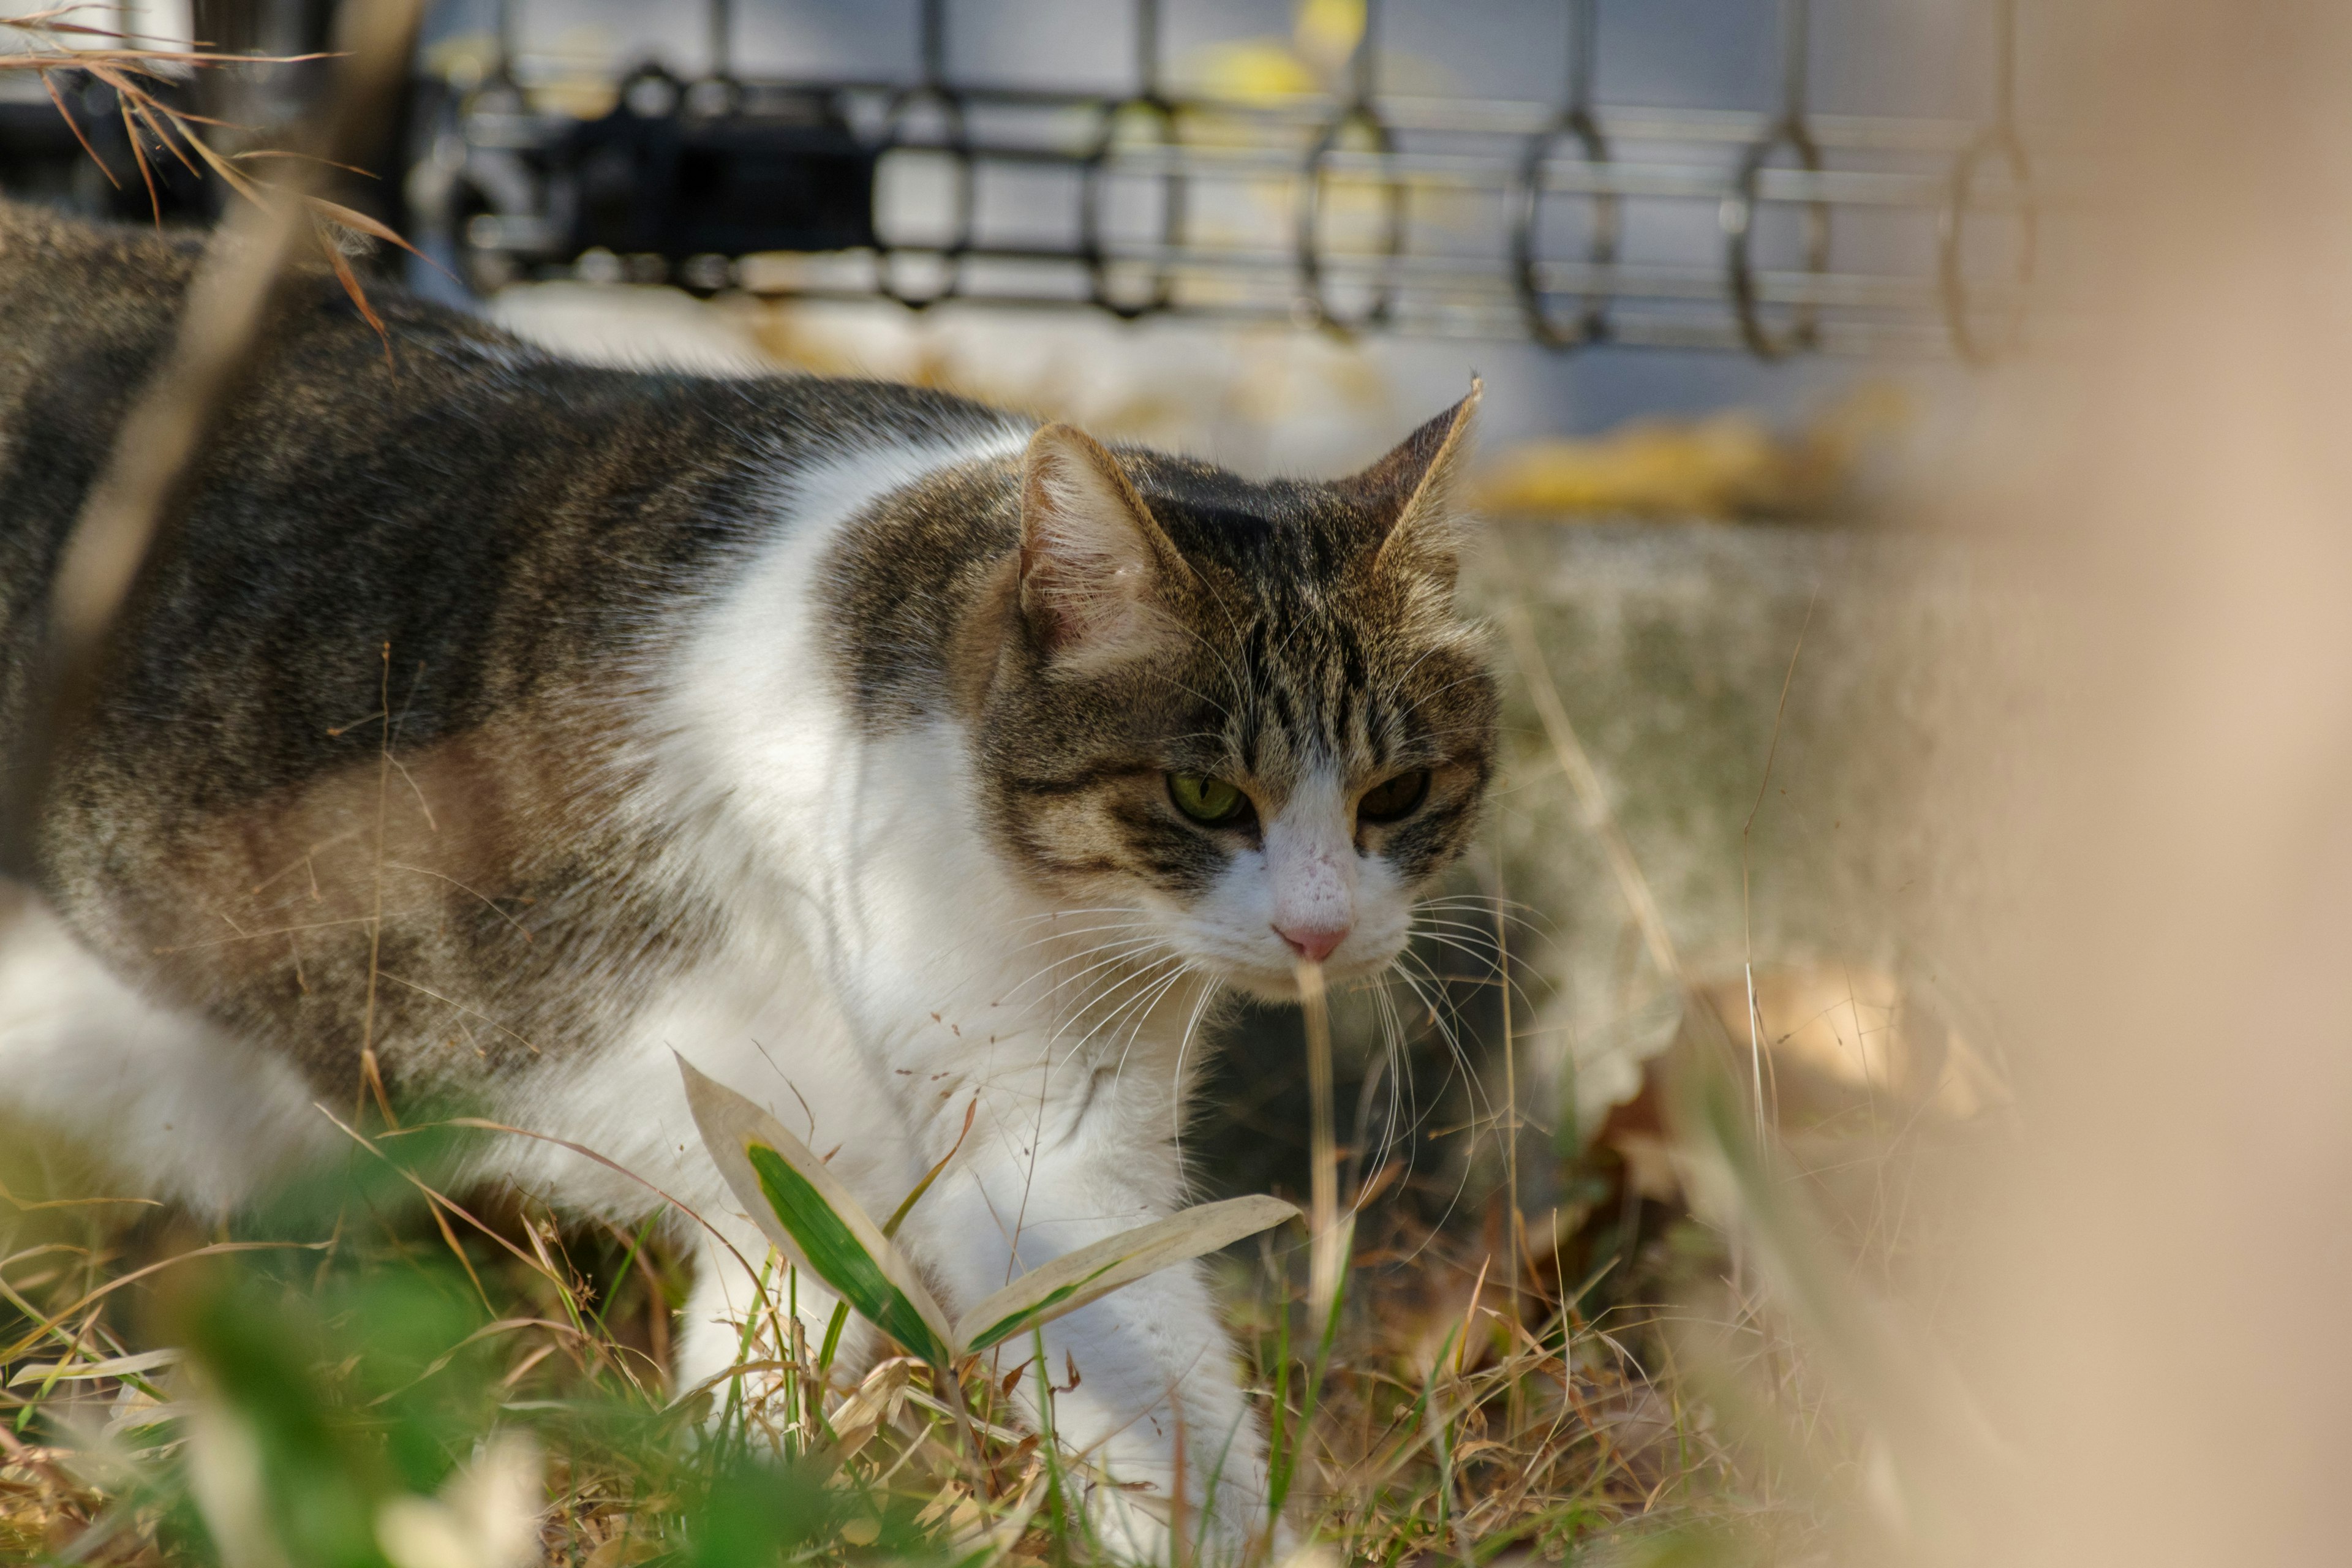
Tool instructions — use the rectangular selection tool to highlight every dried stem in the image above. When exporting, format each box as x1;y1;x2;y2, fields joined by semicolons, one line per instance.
1298;959;1344;1329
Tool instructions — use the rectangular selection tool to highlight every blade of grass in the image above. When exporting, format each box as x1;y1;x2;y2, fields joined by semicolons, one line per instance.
590;1208;665;1340
954;1194;1298;1354
117;97;160;222
679;1055;955;1364
740;1143;955;1367
0;1242;322;1363
1298;959;1343;1331
36;69;115;187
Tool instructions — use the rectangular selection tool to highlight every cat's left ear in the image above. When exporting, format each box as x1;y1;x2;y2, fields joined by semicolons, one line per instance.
1018;423;1193;671
1345;379;1482;592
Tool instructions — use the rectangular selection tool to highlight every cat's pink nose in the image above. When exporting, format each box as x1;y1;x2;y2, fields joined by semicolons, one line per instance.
1276;923;1348;963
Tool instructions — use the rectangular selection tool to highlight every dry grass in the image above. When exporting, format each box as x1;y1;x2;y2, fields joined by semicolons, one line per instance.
0;998;1964;1568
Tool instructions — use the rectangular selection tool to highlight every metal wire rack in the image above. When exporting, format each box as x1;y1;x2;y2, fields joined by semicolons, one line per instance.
0;0;2049;360
404;0;2047;360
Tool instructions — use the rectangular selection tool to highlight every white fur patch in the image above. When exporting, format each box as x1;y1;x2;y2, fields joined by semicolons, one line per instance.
0;894;332;1213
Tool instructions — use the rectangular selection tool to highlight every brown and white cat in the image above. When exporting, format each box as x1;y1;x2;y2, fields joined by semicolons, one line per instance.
0;202;1498;1558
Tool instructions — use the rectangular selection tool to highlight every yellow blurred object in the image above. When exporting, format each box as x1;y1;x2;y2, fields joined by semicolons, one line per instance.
1475;383;1911;520
516;24;623;120
1174;0;1472;283
1185;41;1322;103
1187;0;1363;103
421;32;499;91
1293;0;1367;77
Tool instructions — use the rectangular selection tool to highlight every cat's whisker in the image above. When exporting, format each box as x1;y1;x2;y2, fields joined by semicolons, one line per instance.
1382;982;1419;1158
945;912;1157;1001
1415;893;1546;916
1028;963;1183;1124
1033;938;1180;1034
1364;972;1438;1187
1000;927;1161;977
1028;939;1178;1020
1003;914;1159;948
1410;937;1509;981
998;932;1170;1008
1411;893;1543;921
1409;929;1549;1023
1399;947;1477;1054
1409;918;1509;951
995;933;1163;996
1392;951;1498;1127
1342;994;1392;1209
1104;969;1185;1087
1381;955;1494;1260
1412;895;1553;938
1049;953;1185;1070
1408;933;1507;962
1359;982;1428;1213
1370;971;1440;1152
1411;900;1543;929
1099;962;1197;1082
1351;982;1422;1219
974;911;1158;974
1168;974;1223;1185
1009;905;1159;926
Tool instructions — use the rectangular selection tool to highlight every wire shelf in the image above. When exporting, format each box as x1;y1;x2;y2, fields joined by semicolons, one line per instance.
0;0;2056;360
406;0;2053;359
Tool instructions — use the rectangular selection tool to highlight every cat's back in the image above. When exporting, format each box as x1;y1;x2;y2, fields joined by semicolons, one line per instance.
0;198;196;366
0;202;1017;783
0;203;195;586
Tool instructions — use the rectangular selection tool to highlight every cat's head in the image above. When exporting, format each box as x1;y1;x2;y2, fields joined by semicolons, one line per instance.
967;390;1498;1001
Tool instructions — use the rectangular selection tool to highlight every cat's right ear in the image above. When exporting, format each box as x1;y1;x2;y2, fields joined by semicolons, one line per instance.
1018;424;1191;671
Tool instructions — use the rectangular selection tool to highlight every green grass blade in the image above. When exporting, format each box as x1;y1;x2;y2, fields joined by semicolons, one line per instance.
676;1055;956;1365
955;1194;1298;1353
742;1144;954;1366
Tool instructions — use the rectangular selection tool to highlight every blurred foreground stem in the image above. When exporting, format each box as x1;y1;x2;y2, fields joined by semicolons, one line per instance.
1298;960;1345;1331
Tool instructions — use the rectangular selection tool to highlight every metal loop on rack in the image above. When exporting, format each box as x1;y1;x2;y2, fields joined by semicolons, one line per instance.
1295;103;1407;334
1939;127;2034;364
1723;118;1830;360
1081;95;1185;319
1513;108;1617;350
877;83;974;309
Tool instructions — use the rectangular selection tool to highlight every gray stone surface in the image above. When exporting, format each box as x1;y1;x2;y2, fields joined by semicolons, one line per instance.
1465;519;2038;1158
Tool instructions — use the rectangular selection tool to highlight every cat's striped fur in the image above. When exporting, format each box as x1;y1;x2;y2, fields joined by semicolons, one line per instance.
0;202;1496;1558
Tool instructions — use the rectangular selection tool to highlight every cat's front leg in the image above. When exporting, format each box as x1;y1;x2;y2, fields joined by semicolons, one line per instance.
899;1114;1272;1564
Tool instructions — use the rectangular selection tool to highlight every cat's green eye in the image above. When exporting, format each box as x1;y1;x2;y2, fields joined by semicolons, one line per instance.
1358;770;1431;824
1168;773;1249;826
